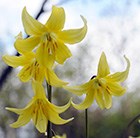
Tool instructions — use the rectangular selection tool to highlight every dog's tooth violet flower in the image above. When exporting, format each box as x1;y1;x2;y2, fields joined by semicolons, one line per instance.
3;52;68;87
6;81;73;133
64;52;130;110
15;6;87;68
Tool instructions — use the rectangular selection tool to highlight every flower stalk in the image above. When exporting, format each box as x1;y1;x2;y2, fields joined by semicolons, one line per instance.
47;82;52;138
123;113;140;138
85;108;89;138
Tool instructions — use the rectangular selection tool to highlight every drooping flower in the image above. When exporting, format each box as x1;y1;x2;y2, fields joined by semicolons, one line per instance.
15;6;87;68
3;51;68;87
52;134;67;138
6;81;73;133
63;52;130;110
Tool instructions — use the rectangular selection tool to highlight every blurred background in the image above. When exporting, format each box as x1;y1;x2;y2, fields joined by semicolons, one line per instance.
1;0;140;137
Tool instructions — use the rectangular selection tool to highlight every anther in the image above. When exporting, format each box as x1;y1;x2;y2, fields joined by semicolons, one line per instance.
47;35;51;41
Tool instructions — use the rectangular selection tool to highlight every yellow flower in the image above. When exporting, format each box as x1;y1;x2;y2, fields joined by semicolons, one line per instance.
63;52;130;110
15;6;87;68
6;81;73;133
3;52;68;87
52;134;67;138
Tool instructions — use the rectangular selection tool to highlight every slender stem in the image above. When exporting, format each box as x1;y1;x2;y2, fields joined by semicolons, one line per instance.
47;83;52;102
46;82;52;138
123;113;140;138
51;129;56;137
85;108;89;138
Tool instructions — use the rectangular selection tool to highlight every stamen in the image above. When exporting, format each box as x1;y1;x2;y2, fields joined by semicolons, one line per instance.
47;34;51;41
54;41;58;48
48;48;51;54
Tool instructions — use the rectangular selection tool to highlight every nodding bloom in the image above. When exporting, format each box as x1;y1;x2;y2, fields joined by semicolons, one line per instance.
15;6;87;68
52;134;67;138
3;51;68;87
6;81;73;133
63;52;130;110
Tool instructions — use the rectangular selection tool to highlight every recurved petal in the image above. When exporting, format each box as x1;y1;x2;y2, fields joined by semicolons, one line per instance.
45;6;65;31
57;16;87;44
22;7;46;35
3;55;29;68
17;64;32;82
6;107;24;115
106;56;130;82
6;99;35;114
48;109;74;125
72;89;95;110
36;43;55;68
9;109;32;128
14;36;40;54
49;98;71;114
63;81;92;96
55;41;72;64
45;69;68;87
32;108;47;133
107;82;126;96
97;52;110;78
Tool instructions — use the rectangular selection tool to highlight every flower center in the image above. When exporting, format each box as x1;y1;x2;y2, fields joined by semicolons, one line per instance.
42;32;58;54
33;99;47;113
32;99;47;124
23;59;44;82
94;78;106;89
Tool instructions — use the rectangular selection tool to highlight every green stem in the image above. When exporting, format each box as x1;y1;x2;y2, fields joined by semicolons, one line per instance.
46;82;52;138
123;113;140;138
85;108;89;138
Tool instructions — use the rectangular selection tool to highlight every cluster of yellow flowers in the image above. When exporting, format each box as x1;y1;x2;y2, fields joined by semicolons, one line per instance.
2;5;130;137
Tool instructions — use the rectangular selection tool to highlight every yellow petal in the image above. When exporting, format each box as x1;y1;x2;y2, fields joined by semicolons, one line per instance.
106;82;126;96
33;68;45;83
22;7;46;35
49;98;71;114
45;69;68;87
6;107;24;115
14;36;40;54
32;80;46;98
103;89;112;109
55;41;72;64
32;63;45;83
36;43;55;68
3;55;29;68
9;109;32;128
52;135;60;138
52;134;67;138
106;56;130;82
97;52;110;78
95;88;105;109
63;81;92;96
17;64;32;82
57;16;87;44
72;89;95;110
62;134;67;138
6;100;35;114
32;108;47;133
45;6;65;31
48;108;74;125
